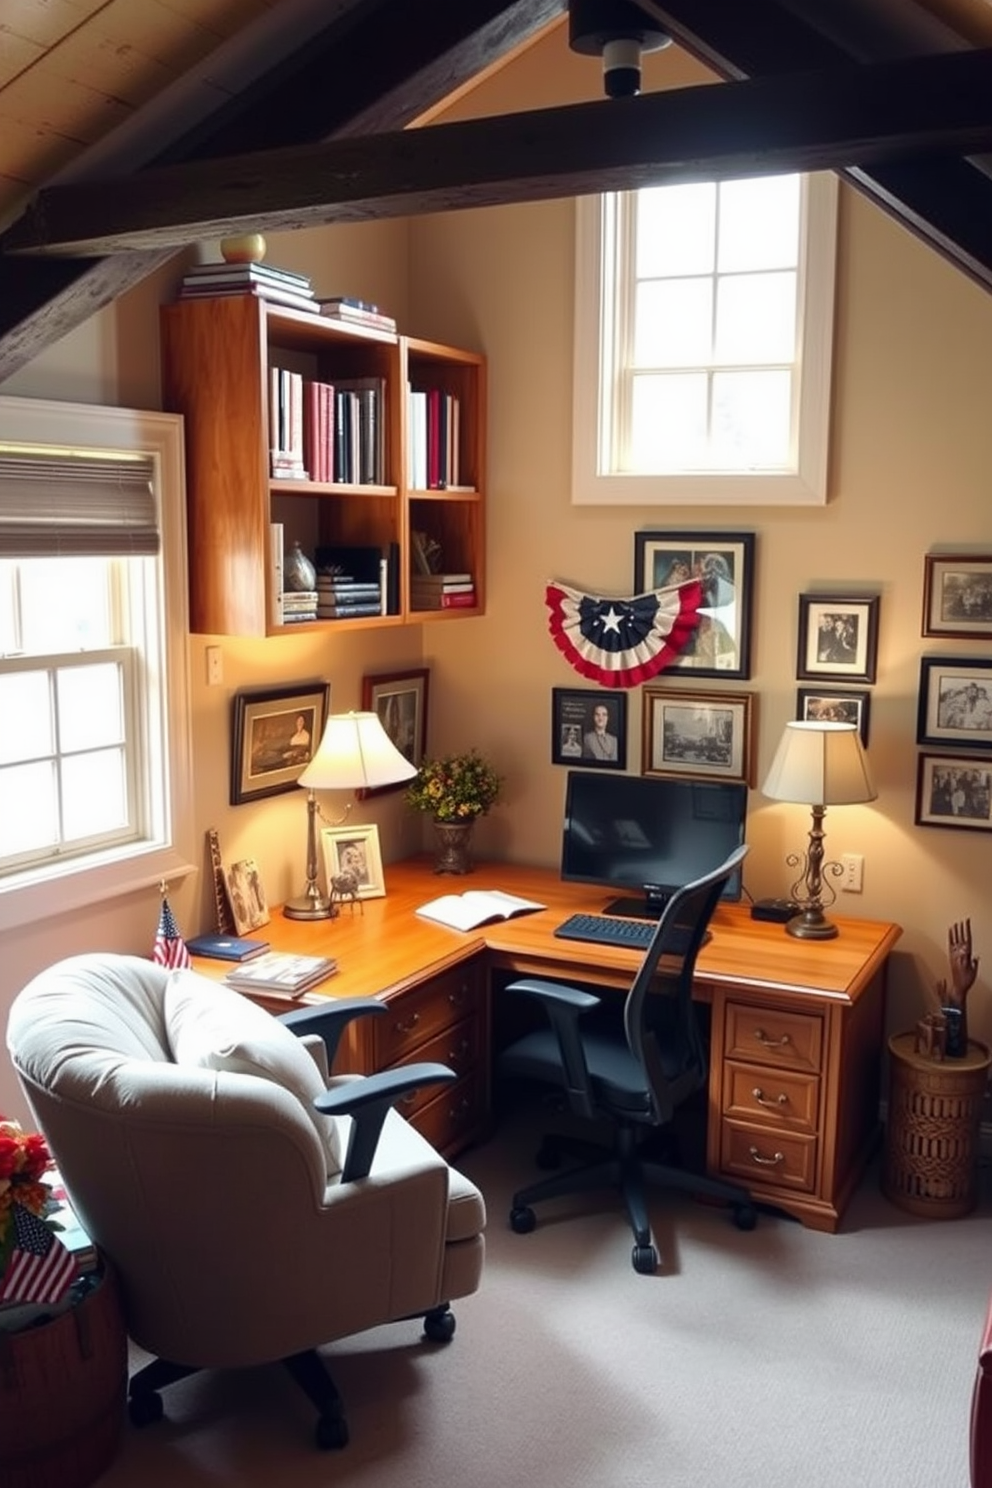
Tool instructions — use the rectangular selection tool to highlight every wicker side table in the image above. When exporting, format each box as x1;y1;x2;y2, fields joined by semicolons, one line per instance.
882;1031;992;1218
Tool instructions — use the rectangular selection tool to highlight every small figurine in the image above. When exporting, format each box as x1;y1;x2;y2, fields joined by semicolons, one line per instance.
329;870;362;915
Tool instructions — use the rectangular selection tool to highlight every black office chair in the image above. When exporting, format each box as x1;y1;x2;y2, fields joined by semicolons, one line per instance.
497;844;756;1275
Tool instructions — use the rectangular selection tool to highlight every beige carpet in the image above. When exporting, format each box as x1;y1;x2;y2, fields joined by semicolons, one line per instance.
95;1105;987;1488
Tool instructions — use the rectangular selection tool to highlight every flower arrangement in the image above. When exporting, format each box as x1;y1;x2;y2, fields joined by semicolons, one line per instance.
406;749;502;822
0;1118;58;1274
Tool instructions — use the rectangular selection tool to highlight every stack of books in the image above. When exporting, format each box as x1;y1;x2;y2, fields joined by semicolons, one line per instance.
318;296;397;333
269;367;309;479
223;950;337;999
281;589;318;623
316;567;384;620
179;260;319;315
410;573;477;609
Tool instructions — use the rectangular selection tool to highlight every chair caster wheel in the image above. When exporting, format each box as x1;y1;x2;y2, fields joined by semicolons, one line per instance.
632;1244;658;1275
510;1204;537;1233
315;1411;349;1450
535;1140;561;1169
423;1307;456;1343
733;1203;758;1231
128;1390;164;1428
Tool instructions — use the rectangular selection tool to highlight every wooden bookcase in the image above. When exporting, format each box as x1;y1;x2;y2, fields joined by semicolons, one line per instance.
159;294;486;636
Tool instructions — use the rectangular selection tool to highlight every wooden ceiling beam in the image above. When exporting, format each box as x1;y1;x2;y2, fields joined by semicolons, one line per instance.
5;49;992;261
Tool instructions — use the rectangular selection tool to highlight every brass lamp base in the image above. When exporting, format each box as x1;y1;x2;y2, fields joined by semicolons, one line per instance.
283;894;336;921
786;905;838;940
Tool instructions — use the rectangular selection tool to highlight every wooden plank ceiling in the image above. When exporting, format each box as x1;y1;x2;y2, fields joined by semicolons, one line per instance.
1;0;992;381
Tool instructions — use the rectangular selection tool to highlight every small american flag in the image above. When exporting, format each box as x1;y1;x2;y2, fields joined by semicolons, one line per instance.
0;1202;78;1304
153;895;192;970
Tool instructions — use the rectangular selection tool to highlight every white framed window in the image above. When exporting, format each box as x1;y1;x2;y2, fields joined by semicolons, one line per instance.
572;171;838;506
0;397;194;931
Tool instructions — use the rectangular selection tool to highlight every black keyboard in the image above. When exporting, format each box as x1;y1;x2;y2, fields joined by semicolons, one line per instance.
554;912;657;950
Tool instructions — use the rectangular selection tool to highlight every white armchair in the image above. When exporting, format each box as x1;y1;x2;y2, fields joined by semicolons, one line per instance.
6;953;486;1450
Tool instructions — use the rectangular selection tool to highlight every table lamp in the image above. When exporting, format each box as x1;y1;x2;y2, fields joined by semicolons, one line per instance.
761;720;877;940
284;710;417;921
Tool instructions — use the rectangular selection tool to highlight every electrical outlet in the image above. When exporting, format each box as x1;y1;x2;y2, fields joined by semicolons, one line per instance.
206;645;223;686
841;852;864;893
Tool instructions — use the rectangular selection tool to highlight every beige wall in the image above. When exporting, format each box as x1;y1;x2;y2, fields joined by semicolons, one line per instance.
2;25;990;1119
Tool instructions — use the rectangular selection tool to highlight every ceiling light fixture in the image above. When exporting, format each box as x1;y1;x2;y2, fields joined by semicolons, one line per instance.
568;0;672;98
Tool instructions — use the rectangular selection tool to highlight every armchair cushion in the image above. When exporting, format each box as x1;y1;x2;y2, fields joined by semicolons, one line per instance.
164;970;343;1175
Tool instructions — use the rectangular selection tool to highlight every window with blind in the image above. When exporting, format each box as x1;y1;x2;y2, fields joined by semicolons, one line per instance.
0;399;193;930
572;171;838;506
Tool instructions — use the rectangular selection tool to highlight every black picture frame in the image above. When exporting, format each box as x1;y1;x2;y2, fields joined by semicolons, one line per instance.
916;656;992;749
230;682;329;805
551;687;627;769
359;667;429;798
796;686;871;746
922;554;992;639
796;594;879;683
915;753;992;831
633;530;755;679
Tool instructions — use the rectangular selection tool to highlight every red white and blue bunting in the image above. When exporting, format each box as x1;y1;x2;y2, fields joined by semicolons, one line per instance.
545;579;702;689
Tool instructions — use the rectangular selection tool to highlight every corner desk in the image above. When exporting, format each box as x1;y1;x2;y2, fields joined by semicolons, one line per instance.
195;856;901;1234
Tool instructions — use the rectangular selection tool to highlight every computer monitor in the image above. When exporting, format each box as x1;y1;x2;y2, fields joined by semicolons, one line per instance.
560;770;748;918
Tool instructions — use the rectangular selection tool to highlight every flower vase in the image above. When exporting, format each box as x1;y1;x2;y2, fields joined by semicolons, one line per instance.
432;818;475;875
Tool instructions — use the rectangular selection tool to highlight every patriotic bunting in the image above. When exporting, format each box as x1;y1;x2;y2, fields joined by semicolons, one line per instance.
545;578;702;688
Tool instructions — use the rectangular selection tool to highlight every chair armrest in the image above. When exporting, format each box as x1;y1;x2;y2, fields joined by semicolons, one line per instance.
505;978;601;1120
278;997;387;1071
505;978;601;1013
314;1062;456;1181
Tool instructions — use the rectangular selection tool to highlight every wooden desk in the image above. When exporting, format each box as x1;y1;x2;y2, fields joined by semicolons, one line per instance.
196;857;901;1234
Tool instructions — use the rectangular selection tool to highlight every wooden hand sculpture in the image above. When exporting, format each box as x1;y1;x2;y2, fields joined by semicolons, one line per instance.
935;919;979;1056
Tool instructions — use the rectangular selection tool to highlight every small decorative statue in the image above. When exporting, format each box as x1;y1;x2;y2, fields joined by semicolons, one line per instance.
329;870;362;916
920;918;980;1059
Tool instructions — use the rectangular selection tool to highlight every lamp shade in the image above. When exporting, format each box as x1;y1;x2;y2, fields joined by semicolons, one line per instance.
762;721;877;806
297;711;417;792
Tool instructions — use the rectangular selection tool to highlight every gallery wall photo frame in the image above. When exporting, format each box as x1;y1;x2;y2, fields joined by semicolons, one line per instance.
796;687;871;747
359;667;429;798
551;687;627;768
922;554;992;639
642;686;755;784
916;656;992;749
633;530;755;680
796;594;879;683
915;753;992;832
320;823;386;900
230;682;329;805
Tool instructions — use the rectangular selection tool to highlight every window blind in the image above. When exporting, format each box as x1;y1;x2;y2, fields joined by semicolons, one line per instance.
0;449;159;557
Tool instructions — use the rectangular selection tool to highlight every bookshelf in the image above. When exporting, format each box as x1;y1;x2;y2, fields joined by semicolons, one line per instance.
159;295;486;636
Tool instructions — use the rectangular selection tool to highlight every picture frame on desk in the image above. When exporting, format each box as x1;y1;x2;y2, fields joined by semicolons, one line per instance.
642;687;755;784
230;682;329;804
633;529;755;680
551;687;627;768
321;823;386;900
359;668;429;797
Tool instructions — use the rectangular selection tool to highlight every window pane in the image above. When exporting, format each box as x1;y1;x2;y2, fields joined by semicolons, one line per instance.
0;760;59;854
61;750;128;838
0;671;53;764
634;279;713;368
18;558;112;654
629;373;708;470
636;183;715;277
712;370;793;469
718;175;800;272
716;271;797;364
57;663;124;752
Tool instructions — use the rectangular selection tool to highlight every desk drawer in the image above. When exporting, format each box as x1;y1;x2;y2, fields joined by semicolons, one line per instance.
723;1061;819;1133
412;1071;486;1156
720;1121;817;1192
388;1013;482;1119
724;1001;823;1074
374;965;479;1066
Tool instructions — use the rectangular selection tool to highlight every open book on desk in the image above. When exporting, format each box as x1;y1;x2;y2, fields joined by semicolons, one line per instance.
415;888;545;933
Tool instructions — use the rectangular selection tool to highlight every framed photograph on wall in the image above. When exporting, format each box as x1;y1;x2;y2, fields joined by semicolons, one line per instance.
633;530;755;679
917;656;992;748
796;594;879;683
915;753;992;831
230;682;329;805
796;687;871;746
922;554;992;638
320;823;386;900
551;687;627;768
642;687;755;783
360;667;429;798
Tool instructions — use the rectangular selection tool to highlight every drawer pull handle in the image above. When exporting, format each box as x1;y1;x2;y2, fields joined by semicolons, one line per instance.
754;1028;791;1050
448;1039;471;1062
748;1145;785;1167
752;1087;788;1109
448;988;468;1006
395;1012;421;1034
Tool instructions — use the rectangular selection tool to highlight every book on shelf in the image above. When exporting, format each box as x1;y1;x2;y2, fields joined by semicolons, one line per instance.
180;281;319;314
318;297;397;332
187;934;270;961
316;600;383;619
415;889;546;933
184;260;313;291
317;578;382;598
224;951;337;996
411;589;477;610
410;573;474;590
